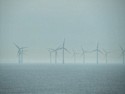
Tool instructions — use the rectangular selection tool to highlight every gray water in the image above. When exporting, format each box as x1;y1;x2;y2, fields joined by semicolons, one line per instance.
0;64;125;94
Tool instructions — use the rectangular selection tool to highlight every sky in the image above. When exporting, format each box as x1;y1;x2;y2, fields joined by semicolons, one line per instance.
0;0;125;63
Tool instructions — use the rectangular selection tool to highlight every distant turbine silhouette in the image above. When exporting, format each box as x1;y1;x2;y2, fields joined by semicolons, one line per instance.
50;47;60;64
120;46;125;64
103;49;110;64
60;39;70;64
72;50;79;63
92;43;102;64
81;47;88;64
48;49;53;63
14;43;27;64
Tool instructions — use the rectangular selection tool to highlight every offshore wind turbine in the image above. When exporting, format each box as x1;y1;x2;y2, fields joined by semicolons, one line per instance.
72;50;79;63
48;49;53;63
50;47;60;64
81;47;88;64
60;39;70;64
103;49;110;64
14;43;27;64
120;46;125;64
92;43;102;64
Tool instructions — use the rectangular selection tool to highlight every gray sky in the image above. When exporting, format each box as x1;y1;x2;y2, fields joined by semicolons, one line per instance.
0;0;125;63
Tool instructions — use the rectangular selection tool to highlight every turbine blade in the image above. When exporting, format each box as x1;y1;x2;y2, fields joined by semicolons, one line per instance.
102;49;107;55
48;48;55;52
17;50;21;56
48;49;53;52
64;48;70;53
57;45;62;49
56;47;62;51
14;43;20;49
98;50;103;54
120;46;124;51
103;49;106;53
21;47;28;49
91;49;97;52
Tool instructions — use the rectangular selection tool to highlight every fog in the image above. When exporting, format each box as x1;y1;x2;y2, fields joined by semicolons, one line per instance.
0;0;125;63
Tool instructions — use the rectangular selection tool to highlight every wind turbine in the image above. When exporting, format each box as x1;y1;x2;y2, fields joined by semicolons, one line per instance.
48;49;53;63
81;47;88;64
72;50;79;63
103;49;110;64
49;47;60;64
120;46;125;64
92;43;102;64
14;43;27;64
60;39;70;64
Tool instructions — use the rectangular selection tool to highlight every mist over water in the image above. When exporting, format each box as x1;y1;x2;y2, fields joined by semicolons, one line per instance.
0;0;125;63
0;63;125;94
0;0;125;93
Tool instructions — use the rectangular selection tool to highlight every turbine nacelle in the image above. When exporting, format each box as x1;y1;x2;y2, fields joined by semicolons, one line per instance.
120;46;125;51
91;49;103;54
49;47;61;53
102;49;110;55
14;43;27;64
81;47;91;55
72;50;79;56
59;47;70;54
120;46;125;55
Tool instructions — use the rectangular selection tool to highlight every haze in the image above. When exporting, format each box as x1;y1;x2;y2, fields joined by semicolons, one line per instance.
0;0;125;63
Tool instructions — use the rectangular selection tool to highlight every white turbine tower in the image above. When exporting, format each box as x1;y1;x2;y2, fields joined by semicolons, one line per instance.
120;46;125;64
14;43;27;64
92;43;102;64
72;50;79;63
50;47;60;64
48;49;53;63
81;47;88;64
60;39;70;64
103;49;110;64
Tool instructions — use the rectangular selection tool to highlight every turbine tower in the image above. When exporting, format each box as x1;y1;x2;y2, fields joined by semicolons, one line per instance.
14;43;27;64
103;49;110;64
60;39;70;64
50;47;60;64
81;47;87;64
48;49;53;63
120;46;125;64
92;43;102;64
72;50;78;63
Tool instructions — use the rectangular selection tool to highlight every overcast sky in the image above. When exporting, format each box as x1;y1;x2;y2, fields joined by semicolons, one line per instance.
0;0;125;63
